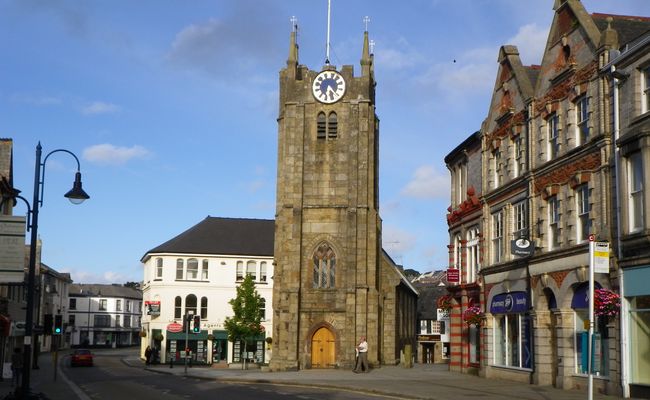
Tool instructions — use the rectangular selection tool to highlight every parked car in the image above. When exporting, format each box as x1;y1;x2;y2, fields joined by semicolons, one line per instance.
70;349;93;367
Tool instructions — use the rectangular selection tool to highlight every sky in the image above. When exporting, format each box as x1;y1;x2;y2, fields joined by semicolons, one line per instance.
1;0;647;284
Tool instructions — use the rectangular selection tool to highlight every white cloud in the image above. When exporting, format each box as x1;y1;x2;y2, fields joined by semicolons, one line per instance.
507;23;548;65
83;143;151;166
82;101;120;115
401;165;449;199
375;37;423;71
10;93;62;106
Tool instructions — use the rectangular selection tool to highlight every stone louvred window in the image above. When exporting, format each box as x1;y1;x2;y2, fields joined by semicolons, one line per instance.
317;112;326;138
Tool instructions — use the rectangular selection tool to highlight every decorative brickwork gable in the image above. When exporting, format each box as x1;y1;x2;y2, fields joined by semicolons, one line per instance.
534;61;597;117
533;152;600;195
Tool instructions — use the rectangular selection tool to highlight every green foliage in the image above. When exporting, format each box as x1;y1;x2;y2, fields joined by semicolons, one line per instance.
124;281;140;289
224;275;264;343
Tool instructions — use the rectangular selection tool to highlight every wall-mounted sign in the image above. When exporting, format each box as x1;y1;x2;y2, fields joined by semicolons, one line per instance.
447;268;459;283
145;301;161;316
0;216;26;283
166;322;183;333
511;238;535;257
490;291;528;314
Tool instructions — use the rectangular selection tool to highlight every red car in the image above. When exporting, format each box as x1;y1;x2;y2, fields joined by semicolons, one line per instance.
70;349;93;367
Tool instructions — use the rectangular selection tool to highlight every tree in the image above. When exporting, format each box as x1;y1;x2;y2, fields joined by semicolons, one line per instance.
224;274;264;369
124;281;140;289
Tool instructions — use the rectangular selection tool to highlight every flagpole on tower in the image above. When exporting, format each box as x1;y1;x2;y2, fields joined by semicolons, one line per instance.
325;0;331;64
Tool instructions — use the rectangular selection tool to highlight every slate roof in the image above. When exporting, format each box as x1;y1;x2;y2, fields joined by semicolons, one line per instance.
141;216;275;261
592;13;650;48
69;283;142;299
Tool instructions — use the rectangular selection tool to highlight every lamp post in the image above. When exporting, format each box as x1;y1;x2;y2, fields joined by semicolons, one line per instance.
21;142;90;398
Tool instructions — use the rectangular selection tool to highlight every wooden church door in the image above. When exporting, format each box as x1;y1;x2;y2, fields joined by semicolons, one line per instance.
311;327;335;368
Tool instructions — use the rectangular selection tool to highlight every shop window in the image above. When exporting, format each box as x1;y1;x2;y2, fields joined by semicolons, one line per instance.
493;314;532;369
574;310;609;376
469;324;480;364
629;295;650;385
572;282;609;376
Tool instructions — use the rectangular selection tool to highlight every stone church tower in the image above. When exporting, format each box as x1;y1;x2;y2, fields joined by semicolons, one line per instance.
270;25;383;370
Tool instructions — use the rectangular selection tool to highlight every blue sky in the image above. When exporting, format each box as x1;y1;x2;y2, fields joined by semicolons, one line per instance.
1;0;647;284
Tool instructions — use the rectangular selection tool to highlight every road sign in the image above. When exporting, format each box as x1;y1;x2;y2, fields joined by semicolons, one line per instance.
594;241;610;273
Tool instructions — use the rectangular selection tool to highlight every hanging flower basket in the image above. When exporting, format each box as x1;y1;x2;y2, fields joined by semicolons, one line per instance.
437;295;453;313
265;337;272;345
594;288;620;318
207;334;215;341
463;305;483;326
139;330;147;338
153;332;164;341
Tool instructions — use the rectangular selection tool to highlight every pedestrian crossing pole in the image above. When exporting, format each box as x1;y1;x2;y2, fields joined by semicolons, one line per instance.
587;235;595;400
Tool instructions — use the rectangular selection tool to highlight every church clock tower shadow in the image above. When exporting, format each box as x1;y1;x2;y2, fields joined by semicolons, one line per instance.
270;20;415;371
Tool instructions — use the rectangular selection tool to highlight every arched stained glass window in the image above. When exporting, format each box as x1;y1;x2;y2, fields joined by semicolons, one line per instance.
312;243;336;288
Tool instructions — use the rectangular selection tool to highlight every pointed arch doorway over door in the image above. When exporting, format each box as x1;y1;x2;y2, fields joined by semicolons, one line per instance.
311;327;335;368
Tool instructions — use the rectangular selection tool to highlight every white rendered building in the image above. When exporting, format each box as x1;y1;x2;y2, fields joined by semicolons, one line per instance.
140;217;274;365
68;284;142;347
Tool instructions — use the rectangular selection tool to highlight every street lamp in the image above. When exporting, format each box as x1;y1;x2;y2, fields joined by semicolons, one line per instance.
14;142;89;398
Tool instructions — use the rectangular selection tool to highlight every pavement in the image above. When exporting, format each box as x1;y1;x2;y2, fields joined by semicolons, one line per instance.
0;349;638;400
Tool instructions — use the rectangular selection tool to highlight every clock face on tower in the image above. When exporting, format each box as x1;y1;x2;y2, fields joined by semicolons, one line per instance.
312;70;346;104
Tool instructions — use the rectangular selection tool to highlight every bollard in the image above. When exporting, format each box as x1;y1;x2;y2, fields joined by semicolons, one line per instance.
403;344;412;368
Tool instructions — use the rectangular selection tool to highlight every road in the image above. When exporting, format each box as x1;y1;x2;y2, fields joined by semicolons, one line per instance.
63;349;396;400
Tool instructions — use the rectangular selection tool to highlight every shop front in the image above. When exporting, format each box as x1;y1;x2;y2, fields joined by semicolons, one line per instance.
623;266;650;398
211;330;228;363
487;290;533;382
166;330;209;365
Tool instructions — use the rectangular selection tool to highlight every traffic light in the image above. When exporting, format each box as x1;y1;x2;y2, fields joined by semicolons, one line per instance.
54;314;63;335
44;314;53;335
192;315;201;333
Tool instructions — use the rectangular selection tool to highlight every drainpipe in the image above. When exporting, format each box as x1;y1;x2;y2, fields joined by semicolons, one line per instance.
611;64;628;398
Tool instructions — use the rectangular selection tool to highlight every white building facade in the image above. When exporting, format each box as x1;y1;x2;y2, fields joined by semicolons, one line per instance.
68;284;142;348
140;217;274;366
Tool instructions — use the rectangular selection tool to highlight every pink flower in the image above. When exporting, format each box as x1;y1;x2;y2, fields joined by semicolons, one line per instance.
594;288;620;317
